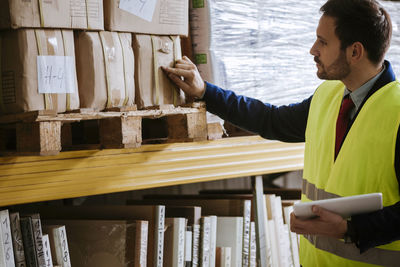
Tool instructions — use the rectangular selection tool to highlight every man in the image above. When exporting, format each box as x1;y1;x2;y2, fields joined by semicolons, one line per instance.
163;0;400;265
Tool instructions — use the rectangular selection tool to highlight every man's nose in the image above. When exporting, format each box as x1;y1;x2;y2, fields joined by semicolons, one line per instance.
310;42;318;56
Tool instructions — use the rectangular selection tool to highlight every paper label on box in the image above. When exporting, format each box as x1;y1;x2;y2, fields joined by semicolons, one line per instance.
195;53;207;64
192;0;204;8
119;0;157;22
37;56;76;94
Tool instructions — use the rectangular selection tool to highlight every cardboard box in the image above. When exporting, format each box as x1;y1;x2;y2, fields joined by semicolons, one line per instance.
43;220;148;267
133;34;185;109
104;0;188;35
0;29;80;114
74;31;135;110
0;0;104;30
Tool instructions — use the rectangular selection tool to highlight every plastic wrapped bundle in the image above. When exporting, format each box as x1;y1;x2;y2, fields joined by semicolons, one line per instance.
190;0;324;106
191;0;400;106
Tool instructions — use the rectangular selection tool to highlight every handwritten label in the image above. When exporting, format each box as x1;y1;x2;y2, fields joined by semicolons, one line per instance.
177;220;185;266
37;56;76;94
1;210;15;267
59;227;70;265
156;206;165;267
10;213;26;266
42;235;53;267
32;218;46;266
119;0;158;22
140;222;148;266
192;225;200;267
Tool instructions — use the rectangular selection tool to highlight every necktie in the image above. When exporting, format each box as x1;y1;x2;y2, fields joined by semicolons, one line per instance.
335;95;354;157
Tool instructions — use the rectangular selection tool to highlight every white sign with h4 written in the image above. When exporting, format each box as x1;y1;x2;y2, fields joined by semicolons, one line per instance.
37;56;76;94
119;0;157;22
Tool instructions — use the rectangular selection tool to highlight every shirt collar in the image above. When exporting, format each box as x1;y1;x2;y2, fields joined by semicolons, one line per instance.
343;64;386;111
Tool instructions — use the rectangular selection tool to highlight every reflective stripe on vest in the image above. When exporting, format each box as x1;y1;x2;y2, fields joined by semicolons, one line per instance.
302;178;340;200
301;80;400;266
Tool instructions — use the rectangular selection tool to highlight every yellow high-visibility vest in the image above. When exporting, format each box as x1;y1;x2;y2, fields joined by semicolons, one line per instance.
301;80;400;266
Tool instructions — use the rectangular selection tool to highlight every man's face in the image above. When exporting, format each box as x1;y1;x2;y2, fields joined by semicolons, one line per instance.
310;15;350;80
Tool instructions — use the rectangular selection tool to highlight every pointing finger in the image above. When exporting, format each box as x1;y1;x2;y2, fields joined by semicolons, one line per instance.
162;66;192;78
183;55;194;64
174;59;196;69
175;63;195;70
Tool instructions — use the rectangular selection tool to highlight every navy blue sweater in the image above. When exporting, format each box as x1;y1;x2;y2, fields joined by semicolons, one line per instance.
202;61;400;252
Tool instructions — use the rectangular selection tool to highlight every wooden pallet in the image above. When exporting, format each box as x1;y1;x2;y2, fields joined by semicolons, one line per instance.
0;103;207;156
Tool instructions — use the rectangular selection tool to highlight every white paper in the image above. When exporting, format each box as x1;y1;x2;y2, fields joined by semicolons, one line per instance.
37;56;76;94
293;193;383;219
119;0;157;22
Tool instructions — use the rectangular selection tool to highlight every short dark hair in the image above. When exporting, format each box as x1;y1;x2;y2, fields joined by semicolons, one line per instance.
321;0;392;65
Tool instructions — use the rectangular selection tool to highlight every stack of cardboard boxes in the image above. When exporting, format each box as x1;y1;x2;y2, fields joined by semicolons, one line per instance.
0;0;189;114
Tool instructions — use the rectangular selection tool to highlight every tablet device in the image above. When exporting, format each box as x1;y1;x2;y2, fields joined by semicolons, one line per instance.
293;193;383;219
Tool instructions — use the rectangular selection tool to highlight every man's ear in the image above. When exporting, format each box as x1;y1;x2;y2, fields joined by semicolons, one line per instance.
347;42;364;63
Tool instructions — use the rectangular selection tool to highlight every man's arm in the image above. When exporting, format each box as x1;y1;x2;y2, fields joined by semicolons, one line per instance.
350;202;400;252
203;82;312;142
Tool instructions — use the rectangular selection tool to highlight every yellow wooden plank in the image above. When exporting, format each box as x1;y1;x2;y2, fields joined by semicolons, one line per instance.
0;136;305;206
0;139;297;169
0;150;304;189
0;143;303;177
0;146;304;186
0;152;303;185
0;153;303;191
0;136;285;164
0;156;303;206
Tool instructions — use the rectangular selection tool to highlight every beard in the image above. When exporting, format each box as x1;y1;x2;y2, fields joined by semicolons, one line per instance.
314;51;350;80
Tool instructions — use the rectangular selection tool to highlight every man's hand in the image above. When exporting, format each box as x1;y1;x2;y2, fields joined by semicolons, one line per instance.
290;205;348;239
161;56;206;99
